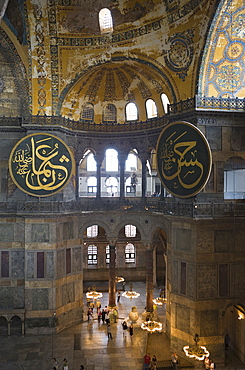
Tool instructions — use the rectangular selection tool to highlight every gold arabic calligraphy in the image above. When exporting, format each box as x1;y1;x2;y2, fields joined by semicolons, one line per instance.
12;136;70;192
160;131;204;189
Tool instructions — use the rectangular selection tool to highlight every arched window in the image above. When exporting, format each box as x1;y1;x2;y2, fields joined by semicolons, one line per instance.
88;245;97;265
125;243;135;263
125;152;137;172
99;8;113;34
161;93;170;114
146;99;158;119
103;104;117;122
87;225;98;238
87;176;97;194
105;176;118;195
106;245;110;264
126;102;138;121
87;152;97;171
81;103;94;122
105;149;118;171
125;225;136;237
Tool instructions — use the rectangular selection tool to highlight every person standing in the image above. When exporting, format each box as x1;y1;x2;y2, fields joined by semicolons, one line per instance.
51;358;60;369
209;360;215;370
171;353;178;370
151;354;157;369
117;290;121;302
225;334;230;350
204;356;210;370
63;358;68;370
122;321;128;336
101;309;106;324
98;308;102;323
143;353;151;369
107;323;113;339
129;323;134;339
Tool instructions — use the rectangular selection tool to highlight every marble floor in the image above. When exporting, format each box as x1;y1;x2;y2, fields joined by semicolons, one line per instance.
0;282;244;370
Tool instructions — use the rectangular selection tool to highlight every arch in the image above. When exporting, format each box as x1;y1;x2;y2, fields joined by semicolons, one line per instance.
198;0;245;98
0;29;29;115
0;316;8;336
10;315;22;336
125;102;138;121
105;149;118;171
161;93;170;114
224;156;245;199
103;103;117;122
146;98;158;119
81;102;94;122
86;153;97;171
58;57;177;118
99;8;113;34
78;220;111;239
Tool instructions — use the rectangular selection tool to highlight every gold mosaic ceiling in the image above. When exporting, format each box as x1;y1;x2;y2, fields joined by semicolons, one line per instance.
61;60;171;121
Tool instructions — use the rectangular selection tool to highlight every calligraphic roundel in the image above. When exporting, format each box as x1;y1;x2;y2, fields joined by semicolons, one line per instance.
156;121;212;198
9;133;74;197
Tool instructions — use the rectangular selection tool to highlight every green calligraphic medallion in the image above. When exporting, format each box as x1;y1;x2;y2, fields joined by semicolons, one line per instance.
9;133;74;197
156;121;212;198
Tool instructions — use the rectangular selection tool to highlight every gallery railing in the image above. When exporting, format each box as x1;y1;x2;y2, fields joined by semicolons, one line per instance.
168;95;245;114
0;199;244;218
20;115;167;132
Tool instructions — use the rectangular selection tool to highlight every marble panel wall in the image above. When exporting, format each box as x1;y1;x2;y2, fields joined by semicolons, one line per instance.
0;223;14;241
32;288;49;310
200;310;219;336
197;264;217;299
175;228;192;251
11;250;24;278
215;230;233;252
31;224;50;243
0;287;24;309
176;305;190;333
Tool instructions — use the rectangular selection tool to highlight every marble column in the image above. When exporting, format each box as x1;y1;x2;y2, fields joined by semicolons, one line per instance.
75;161;80;200
108;243;116;307
146;246;154;312
95;155;103;199
139;154;149;198
118;153;127;200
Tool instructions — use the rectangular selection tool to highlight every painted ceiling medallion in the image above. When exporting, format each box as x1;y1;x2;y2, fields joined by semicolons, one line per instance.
164;30;194;80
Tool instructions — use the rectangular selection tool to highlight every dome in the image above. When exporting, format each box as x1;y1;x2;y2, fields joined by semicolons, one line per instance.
60;59;174;123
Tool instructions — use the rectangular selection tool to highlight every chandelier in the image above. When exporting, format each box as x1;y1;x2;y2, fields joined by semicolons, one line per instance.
86;286;103;300
141;320;163;333
183;334;210;361
153;297;167;305
115;276;125;283
122;283;140;300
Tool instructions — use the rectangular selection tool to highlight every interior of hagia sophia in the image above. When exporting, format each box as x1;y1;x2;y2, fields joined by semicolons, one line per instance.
0;0;244;368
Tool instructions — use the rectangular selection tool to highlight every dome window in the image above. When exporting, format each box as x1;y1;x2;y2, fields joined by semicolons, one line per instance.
103;104;117;122
81;103;94;122
146;99;158;119
99;8;113;34
161;93;170;114
126;102;138;121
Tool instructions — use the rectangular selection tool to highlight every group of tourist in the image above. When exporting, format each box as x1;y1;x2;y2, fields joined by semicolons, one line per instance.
144;353;157;369
51;357;84;370
204;356;216;370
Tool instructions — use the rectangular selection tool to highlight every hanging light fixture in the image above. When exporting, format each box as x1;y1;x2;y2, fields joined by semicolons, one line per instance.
141;320;163;333
153;297;167;305
122;283;140;300
183;334;210;361
86;286;103;300
115;276;125;283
